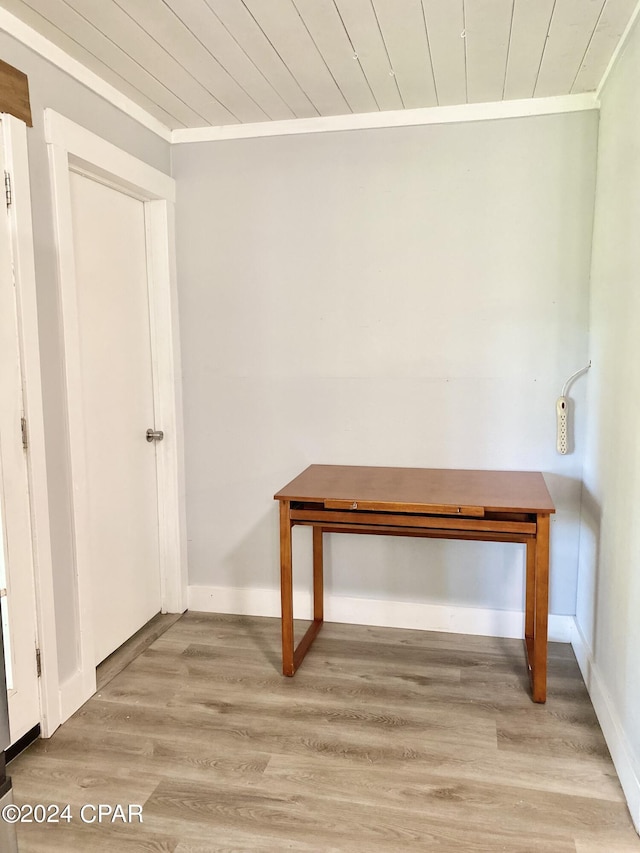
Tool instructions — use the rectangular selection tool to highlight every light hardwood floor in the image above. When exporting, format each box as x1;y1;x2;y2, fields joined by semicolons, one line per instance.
9;613;640;852
95;612;183;692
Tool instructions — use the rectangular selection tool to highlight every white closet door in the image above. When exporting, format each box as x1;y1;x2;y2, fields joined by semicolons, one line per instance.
69;172;162;665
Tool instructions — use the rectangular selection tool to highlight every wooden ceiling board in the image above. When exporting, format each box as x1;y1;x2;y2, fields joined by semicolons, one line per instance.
371;0;437;108
204;0;318;117
422;0;467;106
571;0;639;92
503;0;556;99
464;0;515;103
241;0;350;116
333;0;403;110
292;0;378;114
164;0;294;121
1;0;636;129
535;0;606;96
8;0;196;127
113;0;268;123
62;0;237;125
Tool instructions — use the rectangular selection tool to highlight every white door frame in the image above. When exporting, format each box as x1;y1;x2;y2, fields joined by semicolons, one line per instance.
1;114;58;738
45;110;187;717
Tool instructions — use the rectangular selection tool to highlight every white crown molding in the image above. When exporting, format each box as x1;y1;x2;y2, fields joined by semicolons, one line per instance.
0;7;172;142
172;93;599;144
596;0;640;100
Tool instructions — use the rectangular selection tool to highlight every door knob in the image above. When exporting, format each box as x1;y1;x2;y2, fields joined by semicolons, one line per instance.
146;429;164;442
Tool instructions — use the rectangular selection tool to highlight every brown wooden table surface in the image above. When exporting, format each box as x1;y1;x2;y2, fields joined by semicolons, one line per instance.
275;464;555;514
275;464;555;703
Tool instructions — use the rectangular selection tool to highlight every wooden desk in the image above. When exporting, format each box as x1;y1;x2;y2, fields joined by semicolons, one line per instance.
274;465;555;703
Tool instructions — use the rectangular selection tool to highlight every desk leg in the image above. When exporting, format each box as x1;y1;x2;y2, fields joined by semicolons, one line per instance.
313;527;324;622
280;504;325;677
280;500;295;676
525;516;550;703
532;514;550;703
525;537;536;645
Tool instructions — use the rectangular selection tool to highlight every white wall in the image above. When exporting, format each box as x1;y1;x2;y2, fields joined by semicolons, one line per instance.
174;111;597;630
0;32;171;684
575;18;640;832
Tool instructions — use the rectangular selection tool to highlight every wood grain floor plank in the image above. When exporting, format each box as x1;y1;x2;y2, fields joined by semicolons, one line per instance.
8;613;639;852
173;841;344;853
11;753;159;805
58;698;499;769
257;757;631;836
263;747;625;804
172;841;349;853
143;776;579;853
14;820;179;853
575;834;640;853
497;720;611;761
16;730;271;787
96;612;183;691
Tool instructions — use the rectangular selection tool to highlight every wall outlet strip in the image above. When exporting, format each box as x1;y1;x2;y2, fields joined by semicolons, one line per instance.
556;396;569;454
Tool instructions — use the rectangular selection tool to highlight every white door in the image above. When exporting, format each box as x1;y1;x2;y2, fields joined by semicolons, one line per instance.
69;171;162;665
0;128;40;743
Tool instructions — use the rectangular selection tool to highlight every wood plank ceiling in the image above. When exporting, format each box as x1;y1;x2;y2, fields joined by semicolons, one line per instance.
1;0;637;130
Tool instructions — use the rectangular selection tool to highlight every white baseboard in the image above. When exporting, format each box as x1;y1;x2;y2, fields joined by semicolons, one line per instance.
58;669;94;727
571;618;640;833
187;584;573;642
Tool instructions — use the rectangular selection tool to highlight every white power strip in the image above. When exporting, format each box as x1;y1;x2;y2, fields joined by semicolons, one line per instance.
556;396;568;454
556;362;590;455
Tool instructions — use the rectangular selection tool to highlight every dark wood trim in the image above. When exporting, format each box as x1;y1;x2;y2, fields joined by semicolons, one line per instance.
0;751;6;793
0;59;32;127
6;724;40;765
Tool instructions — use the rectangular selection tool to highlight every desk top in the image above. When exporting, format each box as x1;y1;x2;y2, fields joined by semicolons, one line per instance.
274;465;555;515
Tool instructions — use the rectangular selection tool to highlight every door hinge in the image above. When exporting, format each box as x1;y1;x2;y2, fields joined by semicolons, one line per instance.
21;416;28;450
4;171;12;208
36;647;42;678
